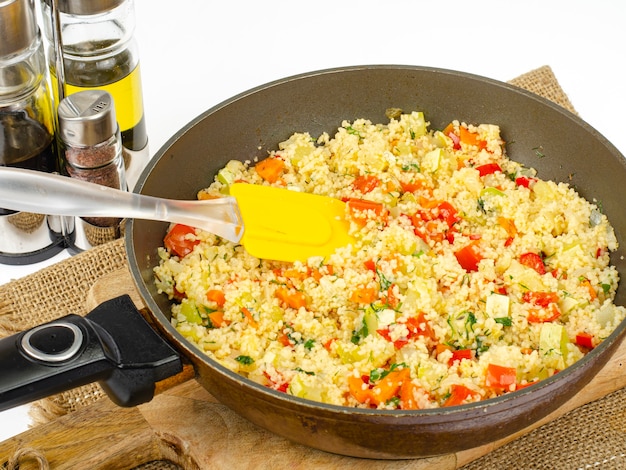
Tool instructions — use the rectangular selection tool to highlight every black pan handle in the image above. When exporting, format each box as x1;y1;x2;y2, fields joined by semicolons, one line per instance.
0;295;182;412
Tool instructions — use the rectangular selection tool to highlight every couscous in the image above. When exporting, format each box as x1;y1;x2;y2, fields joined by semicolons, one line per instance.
154;110;625;409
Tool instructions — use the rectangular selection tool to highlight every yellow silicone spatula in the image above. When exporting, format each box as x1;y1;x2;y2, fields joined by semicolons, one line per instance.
229;183;354;262
0;168;354;262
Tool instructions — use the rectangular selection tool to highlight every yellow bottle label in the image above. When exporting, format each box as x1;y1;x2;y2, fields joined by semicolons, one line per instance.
52;64;144;133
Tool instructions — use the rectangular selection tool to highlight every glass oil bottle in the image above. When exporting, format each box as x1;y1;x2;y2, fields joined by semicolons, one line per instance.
40;0;149;189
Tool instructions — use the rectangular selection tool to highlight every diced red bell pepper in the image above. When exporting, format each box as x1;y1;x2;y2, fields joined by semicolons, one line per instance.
522;291;560;307
519;252;546;275
448;348;474;366
437;201;461;228
455;243;483;272
475;163;502;177
164;224;200;258
485;363;517;391
515;176;535;188
575;332;595;349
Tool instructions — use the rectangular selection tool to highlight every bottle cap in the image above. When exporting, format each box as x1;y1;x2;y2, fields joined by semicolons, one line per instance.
0;0;38;58
45;0;124;15
58;90;118;147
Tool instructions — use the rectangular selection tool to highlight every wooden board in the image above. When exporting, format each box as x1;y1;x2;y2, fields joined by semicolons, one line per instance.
2;269;626;469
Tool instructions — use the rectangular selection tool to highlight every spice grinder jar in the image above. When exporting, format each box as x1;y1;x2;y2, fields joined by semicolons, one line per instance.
0;0;71;265
57;89;127;251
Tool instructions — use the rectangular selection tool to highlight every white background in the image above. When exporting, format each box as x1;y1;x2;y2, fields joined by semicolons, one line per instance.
1;0;625;444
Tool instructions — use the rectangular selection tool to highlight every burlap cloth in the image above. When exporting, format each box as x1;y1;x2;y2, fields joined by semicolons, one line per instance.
2;66;624;469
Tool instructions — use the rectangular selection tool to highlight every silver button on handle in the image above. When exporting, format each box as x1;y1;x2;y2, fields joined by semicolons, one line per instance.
20;321;84;363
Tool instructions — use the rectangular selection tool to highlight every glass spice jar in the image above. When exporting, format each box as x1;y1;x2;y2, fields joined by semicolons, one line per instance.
57;89;127;249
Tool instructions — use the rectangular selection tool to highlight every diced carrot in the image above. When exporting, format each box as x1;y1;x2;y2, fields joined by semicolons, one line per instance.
400;179;426;193
436;343;454;357
206;289;226;307
323;338;337;351
527;304;561;323
277;330;292;347
241;307;258;328
443;123;456;136
275;287;290;304
197;190;222;200
485;363;517;391
275;288;307;309
400;379;426;410
208;311;229;328
497;216;517;239
459;126;487;150
580;278;598;301
369;368;410;406
443;384;477;407
286;291;307;309
348;375;373;403
282;268;307;280
255;158;285;183
353;175;380;193
349;286;378;304
346;198;388;226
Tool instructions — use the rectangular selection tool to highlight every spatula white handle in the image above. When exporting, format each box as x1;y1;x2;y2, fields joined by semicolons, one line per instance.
0;168;243;243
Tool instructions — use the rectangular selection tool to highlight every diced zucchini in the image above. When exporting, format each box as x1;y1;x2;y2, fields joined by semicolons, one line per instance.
363;307;378;335
422;148;442;173
486;293;510;318
480;187;505;198
289;374;324;401
217;168;235;185
377;308;396;328
180;299;202;324
539;323;569;370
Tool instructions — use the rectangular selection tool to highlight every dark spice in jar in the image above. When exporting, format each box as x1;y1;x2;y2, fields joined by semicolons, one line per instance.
65;140;117;168
65;156;124;227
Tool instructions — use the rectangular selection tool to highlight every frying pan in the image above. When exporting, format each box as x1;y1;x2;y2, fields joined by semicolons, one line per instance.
2;65;626;459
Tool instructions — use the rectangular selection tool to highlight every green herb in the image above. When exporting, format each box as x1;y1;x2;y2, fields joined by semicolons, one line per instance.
376;268;393;291
601;283;611;294
475;336;489;353
295;367;315;376
351;322;369;344
304;339;315;351
369;368;384;381
477;198;486;213
235;355;254;365
495;317;513;327
533;146;546;158
346;126;362;139
386;396;401;407
402;162;420;172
